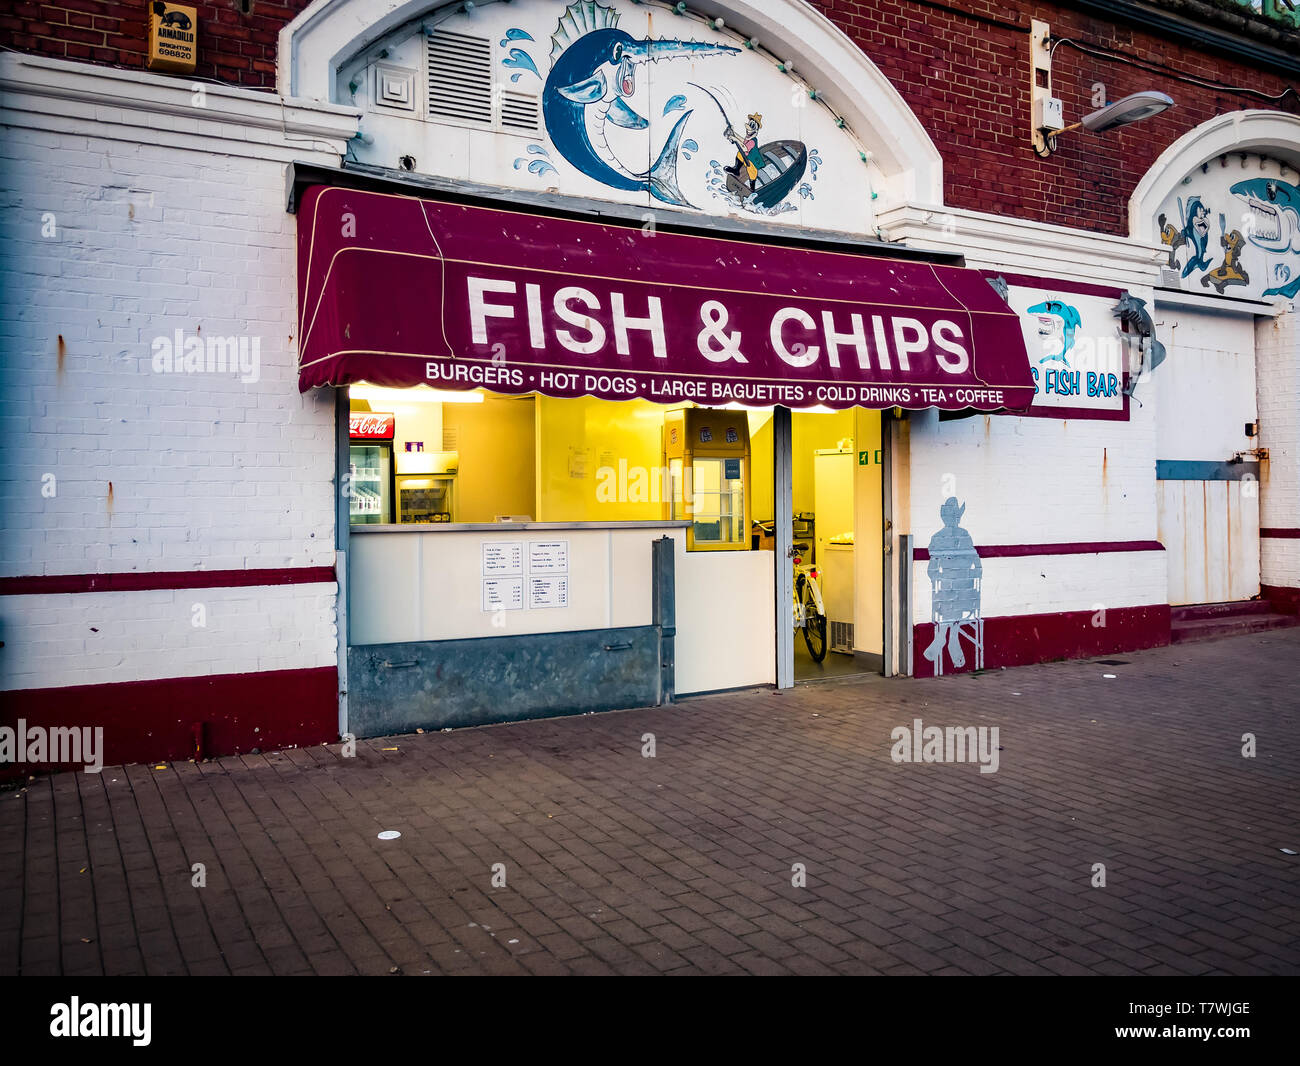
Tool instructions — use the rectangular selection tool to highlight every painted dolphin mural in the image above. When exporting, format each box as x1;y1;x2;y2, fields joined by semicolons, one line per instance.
1027;299;1082;365
542;1;739;208
1230;177;1300;298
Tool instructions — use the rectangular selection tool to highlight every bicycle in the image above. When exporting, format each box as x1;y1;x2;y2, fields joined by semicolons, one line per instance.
791;541;827;662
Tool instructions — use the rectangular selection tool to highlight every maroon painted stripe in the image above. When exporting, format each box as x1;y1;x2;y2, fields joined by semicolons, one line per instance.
912;540;1163;561
1262;584;1300;616
0;566;336;596
1;666;338;773
1013;402;1131;423
1261;528;1300;539
912;603;1171;678
985;269;1126;300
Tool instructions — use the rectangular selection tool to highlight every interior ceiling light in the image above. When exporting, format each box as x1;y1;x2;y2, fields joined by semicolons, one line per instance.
353;384;484;405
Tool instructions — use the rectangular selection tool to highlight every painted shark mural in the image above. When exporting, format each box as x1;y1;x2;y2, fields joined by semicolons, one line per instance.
540;2;739;207
1231;177;1300;299
1026;298;1081;366
1155;161;1300;303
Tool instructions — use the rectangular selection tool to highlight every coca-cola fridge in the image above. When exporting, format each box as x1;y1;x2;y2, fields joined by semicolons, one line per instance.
349;411;396;524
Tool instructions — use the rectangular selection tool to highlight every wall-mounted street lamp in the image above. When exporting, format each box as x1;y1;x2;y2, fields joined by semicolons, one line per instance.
1030;20;1174;157
1073;91;1174;133
1038;90;1175;155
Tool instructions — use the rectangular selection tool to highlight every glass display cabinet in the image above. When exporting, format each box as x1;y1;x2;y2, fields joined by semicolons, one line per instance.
663;408;751;551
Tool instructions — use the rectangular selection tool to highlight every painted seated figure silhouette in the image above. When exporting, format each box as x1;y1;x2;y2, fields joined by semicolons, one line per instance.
924;497;981;670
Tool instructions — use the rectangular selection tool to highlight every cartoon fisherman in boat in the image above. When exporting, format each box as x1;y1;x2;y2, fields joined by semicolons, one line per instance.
691;82;808;210
723;112;765;191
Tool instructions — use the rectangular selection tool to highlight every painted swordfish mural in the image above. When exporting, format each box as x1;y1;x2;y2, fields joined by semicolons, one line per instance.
540;2;739;207
475;0;850;221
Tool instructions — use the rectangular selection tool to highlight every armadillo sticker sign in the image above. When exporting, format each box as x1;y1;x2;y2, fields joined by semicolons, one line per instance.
1005;285;1127;419
296;187;1036;412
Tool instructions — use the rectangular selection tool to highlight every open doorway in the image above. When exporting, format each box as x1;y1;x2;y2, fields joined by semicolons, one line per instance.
786;409;884;681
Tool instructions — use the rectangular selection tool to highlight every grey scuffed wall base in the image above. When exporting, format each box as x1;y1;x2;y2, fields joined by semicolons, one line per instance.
348;626;664;737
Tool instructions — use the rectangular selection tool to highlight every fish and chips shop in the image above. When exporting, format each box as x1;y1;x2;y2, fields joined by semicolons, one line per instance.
295;178;1035;735
281;0;1296;741
6;0;1296;767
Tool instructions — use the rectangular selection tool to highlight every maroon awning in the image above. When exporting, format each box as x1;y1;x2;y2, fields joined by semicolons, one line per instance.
296;185;1033;412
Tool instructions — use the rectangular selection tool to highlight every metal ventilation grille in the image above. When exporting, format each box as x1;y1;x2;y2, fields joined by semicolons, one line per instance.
427;30;492;126
501;90;540;134
829;621;854;655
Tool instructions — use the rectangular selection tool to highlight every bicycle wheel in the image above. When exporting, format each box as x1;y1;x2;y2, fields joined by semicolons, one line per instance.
801;578;827;662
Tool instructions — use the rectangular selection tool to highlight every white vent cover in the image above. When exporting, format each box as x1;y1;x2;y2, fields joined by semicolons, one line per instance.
829;621;854;655
374;63;416;113
426;29;541;133
427;30;492;126
501;89;541;135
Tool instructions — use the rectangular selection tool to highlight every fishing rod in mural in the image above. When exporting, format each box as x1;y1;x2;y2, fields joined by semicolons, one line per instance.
499;0;832;215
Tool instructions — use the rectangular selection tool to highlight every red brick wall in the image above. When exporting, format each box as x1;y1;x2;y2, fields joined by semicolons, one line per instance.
0;1;311;86
4;1;1298;233
811;0;1300;234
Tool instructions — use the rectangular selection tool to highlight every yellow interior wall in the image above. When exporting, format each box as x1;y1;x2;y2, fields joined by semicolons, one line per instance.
535;396;671;521
748;411;775;523
390;403;442;458
444;395;536;523
853;408;883;655
349;386;442;458
792;410;854;516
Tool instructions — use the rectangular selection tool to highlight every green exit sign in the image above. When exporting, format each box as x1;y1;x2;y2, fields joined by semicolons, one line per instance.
858;450;882;466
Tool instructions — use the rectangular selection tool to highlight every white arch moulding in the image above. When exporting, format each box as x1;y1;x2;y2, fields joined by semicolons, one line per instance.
277;0;944;208
1128;109;1300;245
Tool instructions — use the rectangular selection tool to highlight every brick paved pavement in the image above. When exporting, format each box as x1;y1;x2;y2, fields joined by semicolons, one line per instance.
2;629;1298;976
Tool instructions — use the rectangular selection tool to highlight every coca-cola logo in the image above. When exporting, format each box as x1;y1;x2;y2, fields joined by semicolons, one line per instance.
349;412;395;439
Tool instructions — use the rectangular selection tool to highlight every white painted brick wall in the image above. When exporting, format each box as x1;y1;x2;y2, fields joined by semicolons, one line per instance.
907;389;1163;617
0;55;357;691
0;582;338;691
912;552;1167;622
1256;306;1300;589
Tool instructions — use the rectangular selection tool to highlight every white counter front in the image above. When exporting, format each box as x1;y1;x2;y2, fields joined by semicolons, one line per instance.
348;521;778;695
349;523;687;645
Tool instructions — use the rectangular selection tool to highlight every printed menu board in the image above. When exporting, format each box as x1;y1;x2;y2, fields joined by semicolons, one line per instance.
482;541;523;576
528;541;569;573
481;538;571;613
529;576;568;609
482;577;524;612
